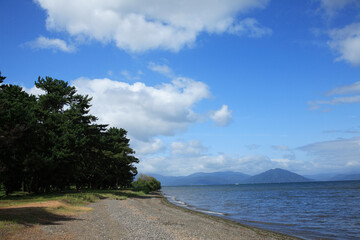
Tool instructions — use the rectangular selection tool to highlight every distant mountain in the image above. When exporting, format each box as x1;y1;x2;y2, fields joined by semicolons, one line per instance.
304;173;335;181
147;168;358;186
330;174;360;181
244;168;310;184
148;171;249;186
304;173;360;181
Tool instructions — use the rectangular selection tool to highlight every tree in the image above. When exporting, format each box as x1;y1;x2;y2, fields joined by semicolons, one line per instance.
0;75;37;194
132;174;161;193
100;127;139;188
0;73;140;194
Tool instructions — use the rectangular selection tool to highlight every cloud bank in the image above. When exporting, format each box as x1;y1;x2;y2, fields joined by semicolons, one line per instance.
138;150;305;176
299;137;360;171
35;0;270;52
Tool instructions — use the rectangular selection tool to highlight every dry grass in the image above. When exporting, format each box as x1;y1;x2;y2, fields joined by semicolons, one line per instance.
0;189;146;239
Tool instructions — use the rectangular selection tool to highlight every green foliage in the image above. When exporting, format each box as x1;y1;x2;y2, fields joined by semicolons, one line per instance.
132;174;161;193
0;72;139;194
0;72;6;84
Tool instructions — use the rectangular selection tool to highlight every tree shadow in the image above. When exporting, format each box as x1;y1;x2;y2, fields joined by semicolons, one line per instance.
0;207;76;227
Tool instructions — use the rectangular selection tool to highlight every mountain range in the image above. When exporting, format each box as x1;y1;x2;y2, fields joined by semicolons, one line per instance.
147;168;360;186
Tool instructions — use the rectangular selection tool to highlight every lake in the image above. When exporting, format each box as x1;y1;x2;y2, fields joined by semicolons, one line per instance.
161;181;360;239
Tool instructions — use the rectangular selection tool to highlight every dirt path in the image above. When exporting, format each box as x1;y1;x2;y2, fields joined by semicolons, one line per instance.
9;193;297;240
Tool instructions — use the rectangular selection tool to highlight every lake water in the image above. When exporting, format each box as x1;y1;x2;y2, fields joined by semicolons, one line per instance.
161;181;360;240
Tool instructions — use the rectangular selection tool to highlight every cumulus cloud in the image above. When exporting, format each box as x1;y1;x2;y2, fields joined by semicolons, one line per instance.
135;138;304;176
72;77;210;140
299;137;360;171
171;140;207;156
23;85;45;96
328;23;360;66
210;105;233;126
35;0;270;52
28;36;75;52
131;138;164;156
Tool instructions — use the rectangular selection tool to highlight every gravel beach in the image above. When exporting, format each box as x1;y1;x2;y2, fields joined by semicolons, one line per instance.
12;193;298;240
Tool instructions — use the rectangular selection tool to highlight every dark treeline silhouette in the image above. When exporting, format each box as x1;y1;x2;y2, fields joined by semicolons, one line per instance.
0;72;139;195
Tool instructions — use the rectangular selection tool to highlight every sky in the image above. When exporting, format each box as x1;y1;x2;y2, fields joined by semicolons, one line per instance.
1;0;360;176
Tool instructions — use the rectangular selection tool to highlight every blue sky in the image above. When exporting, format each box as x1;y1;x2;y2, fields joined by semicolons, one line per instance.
1;0;360;176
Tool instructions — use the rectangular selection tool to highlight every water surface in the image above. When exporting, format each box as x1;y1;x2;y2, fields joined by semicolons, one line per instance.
162;181;360;239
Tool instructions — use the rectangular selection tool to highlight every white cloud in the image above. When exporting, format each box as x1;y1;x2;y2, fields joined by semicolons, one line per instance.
23;85;45;96
272;145;296;160
319;0;358;17
272;145;290;151
309;81;360;110
328;23;360;65
137;138;304;176
131;138;164;156
138;152;306;176
323;129;359;134
121;70;142;80
326;81;360;95
210;105;233;126
228;18;272;38
299;137;360;171
107;70;113;77
148;62;174;78
245;144;261;150
35;0;270;52
171;140;207;156
28;36;75;52
309;95;360;110
72;77;210;140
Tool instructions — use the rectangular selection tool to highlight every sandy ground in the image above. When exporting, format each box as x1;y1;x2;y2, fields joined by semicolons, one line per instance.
5;193;298;240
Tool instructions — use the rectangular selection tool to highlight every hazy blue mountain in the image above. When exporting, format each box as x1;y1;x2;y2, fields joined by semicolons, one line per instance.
330;174;360;181
245;168;310;184
304;174;335;181
148;171;249;186
304;173;360;181
147;169;360;186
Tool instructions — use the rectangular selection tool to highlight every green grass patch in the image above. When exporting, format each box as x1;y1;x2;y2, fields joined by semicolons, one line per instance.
0;189;146;207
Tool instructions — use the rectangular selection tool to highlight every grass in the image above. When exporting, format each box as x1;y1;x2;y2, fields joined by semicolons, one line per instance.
0;188;147;238
0;189;147;207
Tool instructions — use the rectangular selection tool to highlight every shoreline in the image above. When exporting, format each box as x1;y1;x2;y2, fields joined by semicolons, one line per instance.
3;191;302;239
158;191;300;240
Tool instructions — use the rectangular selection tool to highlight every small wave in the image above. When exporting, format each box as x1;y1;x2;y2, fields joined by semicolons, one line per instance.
164;194;228;216
196;209;229;216
165;195;187;206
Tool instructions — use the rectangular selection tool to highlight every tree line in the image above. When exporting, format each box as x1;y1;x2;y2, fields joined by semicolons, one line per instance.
0;72;139;195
